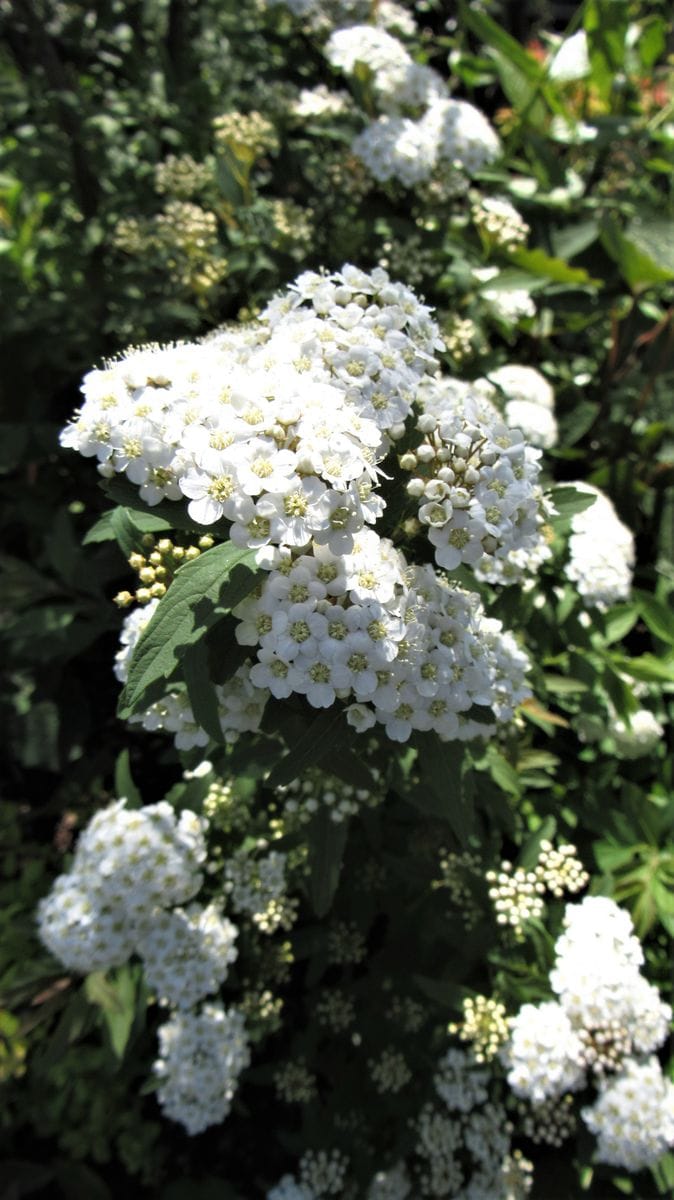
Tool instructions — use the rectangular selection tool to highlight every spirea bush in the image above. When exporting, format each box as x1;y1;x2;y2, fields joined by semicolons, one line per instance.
1;2;674;1199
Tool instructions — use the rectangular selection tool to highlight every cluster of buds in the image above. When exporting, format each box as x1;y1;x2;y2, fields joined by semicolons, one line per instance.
448;994;509;1063
487;840;587;937
369;1047;412;1094
443;316;478;364
114;534;214;608
517;1093;576;1147
537;840;589;897
578;1021;634;1077
154;153;214;199
486;862;545;937
274;1058;317;1103
212;110;279;157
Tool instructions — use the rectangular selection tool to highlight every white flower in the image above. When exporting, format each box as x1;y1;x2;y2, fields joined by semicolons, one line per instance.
582;1057;674;1171
566;483;635;609
153;1003;250;1135
136;902;239;1009
502;1002;586;1102
610;708;664;758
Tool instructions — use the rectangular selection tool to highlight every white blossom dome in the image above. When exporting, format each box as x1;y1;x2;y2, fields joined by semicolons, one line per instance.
582;1057;674;1171
153;1003;250;1135
565;483;635;609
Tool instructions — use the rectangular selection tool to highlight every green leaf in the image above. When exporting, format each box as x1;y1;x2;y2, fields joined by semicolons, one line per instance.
584;0;629;103
114;749;142;808
594;842;639;872
549;485;597;523
109;507;144;558
54;1161;113;1200
551;220;600;260
510;247;598;287
612;653;674;684
460;5;544;82
543;674;589;695
486;747;521;797
603;604;639;645
306;808;349;918
101;475;231;539
182;639;224;744
415;735;474;847
633;590;674;647
83;506;174;546
518;816;557;869
559;400;600;446
118;543;259;718
601;215;674;291
266;707;346;790
85;968;136;1061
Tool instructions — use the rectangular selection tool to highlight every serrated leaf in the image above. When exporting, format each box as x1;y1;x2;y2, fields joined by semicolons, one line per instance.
182;639;224;744
307;808;349;917
265;707;345;790
415;735;474;847
101;475;231;539
601;214;674;291
83;506;174;546
118;543;259;718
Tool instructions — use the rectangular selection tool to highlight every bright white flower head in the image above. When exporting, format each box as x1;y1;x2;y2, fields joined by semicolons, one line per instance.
503;1002;587;1102
153;1003;250;1135
566;483;635;609
135;902;239;1009
609;708;664;759
37;872;136;974
582;1057;674;1171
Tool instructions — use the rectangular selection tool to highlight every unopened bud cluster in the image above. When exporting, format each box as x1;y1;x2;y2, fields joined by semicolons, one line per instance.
274;1058;317;1103
448;994;509;1063
516;1093;576;1146
213;110;279;157
154;153;214;199
487;839;587;937
114;534;214;608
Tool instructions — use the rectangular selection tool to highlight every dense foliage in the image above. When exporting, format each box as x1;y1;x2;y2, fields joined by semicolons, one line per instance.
1;2;673;1198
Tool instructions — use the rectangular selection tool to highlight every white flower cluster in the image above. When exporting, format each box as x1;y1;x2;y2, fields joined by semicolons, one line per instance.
268;1149;350;1200
234;542;531;743
291;84;352;120
409;375;549;583
473;268;537;324
471;195;530;250
582;1057;674;1172
37;798;209;972
485;364;558;451
153;1002;250;1135
66;266;540;748
224;846;297;933
38;799;250;1136
503;896;674;1171
609;707;664;759
566;483;635;609
413;1047;522;1198
323;24;499;187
